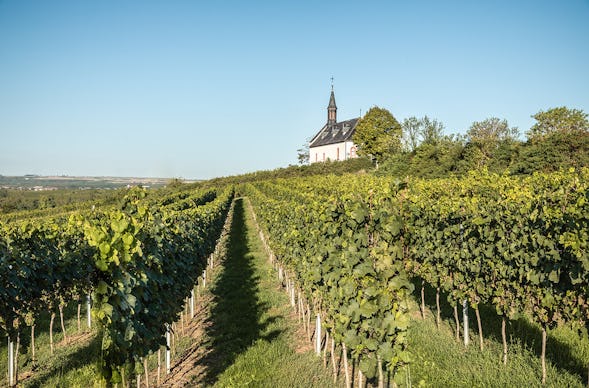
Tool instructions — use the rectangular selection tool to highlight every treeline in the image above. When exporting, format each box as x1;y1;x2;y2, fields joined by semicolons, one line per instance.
352;106;589;178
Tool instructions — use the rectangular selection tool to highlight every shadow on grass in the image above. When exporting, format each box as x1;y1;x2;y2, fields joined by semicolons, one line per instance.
414;279;587;382
24;333;101;388
200;198;282;385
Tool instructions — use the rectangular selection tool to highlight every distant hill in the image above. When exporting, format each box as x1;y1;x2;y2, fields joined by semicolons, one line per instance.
0;175;176;190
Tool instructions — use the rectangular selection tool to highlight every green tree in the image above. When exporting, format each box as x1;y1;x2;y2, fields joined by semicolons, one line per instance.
409;135;465;178
401;116;445;151
466;117;519;167
352;106;402;166
528;106;589;141
514;130;589;174
514;107;589;173
420;116;445;146
402;116;420;152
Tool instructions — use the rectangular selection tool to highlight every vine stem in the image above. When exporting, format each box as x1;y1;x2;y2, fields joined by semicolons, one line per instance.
306;304;311;341
502;317;507;365
323;331;328;367
297;292;302;323
420;283;426;319
541;326;547;384
331;335;337;382
436;287;441;329
453;304;460;341
475;306;483;350
157;348;161;385
59;304;67;343
49;311;55;355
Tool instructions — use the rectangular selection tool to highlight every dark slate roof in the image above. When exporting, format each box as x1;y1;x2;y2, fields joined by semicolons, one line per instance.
328;90;337;109
309;118;359;148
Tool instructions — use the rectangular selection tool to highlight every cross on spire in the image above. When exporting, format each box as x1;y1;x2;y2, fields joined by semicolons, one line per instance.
330;76;334;91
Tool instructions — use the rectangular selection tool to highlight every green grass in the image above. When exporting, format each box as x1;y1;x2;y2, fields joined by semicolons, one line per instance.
0;302;102;387
395;283;589;387
208;198;335;387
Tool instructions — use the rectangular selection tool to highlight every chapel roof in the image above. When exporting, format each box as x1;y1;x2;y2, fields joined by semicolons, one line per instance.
309;118;359;148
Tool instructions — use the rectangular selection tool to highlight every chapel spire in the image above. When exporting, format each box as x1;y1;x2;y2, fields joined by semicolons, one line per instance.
327;79;337;125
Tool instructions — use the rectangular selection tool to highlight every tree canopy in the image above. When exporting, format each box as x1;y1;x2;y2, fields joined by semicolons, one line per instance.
402;116;444;152
466;117;519;167
352;106;402;164
528;107;589;141
335;105;589;178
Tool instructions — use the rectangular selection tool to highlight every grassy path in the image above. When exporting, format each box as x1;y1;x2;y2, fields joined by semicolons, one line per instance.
167;198;335;387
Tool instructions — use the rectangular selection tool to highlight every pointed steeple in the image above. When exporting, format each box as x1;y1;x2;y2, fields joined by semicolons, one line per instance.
327;86;337;125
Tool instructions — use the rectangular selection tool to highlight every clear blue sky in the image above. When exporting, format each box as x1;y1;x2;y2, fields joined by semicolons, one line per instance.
1;1;588;179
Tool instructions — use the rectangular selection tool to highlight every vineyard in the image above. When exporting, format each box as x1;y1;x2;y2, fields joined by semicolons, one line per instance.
1;168;589;386
1;186;234;386
244;168;589;386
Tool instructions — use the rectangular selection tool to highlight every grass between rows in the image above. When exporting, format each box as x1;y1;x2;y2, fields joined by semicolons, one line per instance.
0;302;100;387
208;198;335;387
396;282;589;387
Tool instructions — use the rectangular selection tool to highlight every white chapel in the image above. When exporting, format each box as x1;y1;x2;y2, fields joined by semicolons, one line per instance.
309;88;359;163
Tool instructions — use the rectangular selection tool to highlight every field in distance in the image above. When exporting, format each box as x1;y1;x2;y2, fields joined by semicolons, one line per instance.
0;175;193;190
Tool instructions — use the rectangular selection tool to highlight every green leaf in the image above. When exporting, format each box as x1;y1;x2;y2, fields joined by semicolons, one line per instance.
96;259;108;271
122;233;134;248
548;270;559;283
96;280;108;294
111;219;128;233
99;241;111;256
